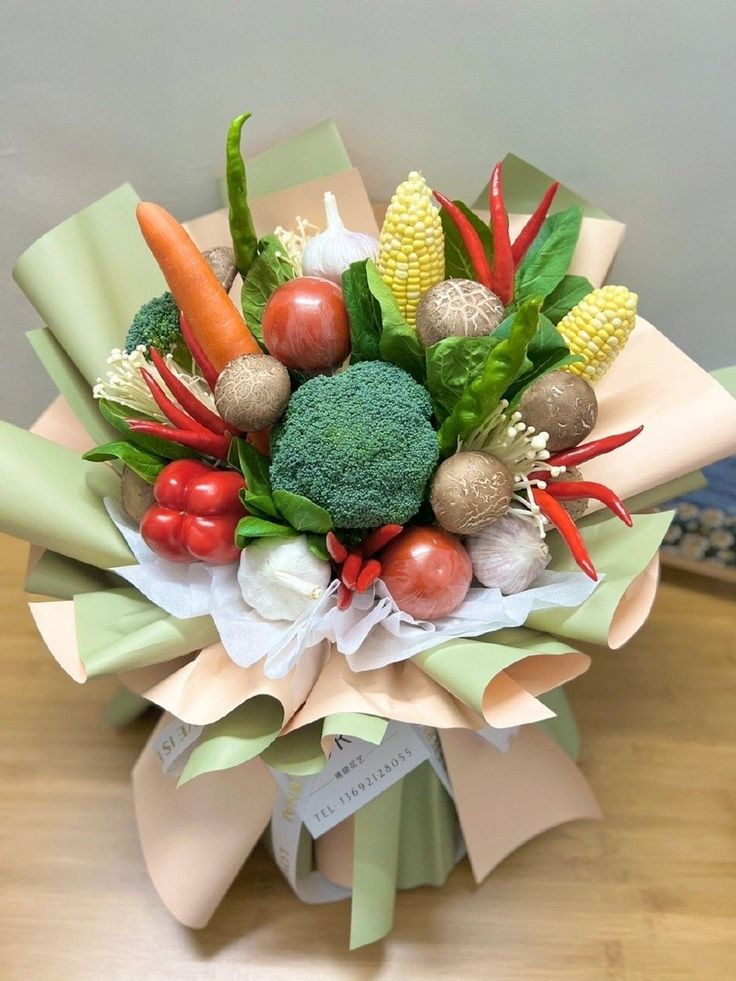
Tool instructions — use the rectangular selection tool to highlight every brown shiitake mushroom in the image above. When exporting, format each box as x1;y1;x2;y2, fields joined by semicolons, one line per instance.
214;354;291;432
517;370;598;453
430;451;513;535
121;466;156;524
415;279;505;348
550;465;588;520
202;246;237;292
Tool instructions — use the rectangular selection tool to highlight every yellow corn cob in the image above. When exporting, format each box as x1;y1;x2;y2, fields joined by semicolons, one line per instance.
557;285;638;384
377;171;444;327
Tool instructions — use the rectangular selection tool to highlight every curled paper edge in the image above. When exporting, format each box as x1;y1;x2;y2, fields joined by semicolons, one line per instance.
121;640;330;728
440;726;601;885
132;711;276;929
482;650;591;728
608;554;660;650
28;600;87;683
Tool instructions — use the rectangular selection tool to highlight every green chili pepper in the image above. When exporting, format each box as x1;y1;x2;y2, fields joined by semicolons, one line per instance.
437;297;542;457
226;112;258;278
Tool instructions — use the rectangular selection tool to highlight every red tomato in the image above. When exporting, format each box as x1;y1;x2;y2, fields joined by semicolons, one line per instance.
379;526;472;620
262;277;351;375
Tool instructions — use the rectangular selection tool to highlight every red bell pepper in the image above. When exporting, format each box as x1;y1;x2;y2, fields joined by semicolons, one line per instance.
140;459;245;564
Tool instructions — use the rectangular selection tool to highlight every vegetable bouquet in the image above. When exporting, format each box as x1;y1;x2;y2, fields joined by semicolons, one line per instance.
3;113;735;949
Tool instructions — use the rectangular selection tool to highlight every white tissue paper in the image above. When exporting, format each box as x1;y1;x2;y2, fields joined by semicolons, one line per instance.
107;499;598;678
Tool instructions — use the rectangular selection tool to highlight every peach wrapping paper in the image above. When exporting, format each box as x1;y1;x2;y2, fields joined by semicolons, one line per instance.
283;649;482;733
440;726;601;883
30;395;95;454
118;640;330;727
483;651;591;728
582;317;736;505
132;711;276;929
28;600;87;683
608;554;660;649
314;726;602;893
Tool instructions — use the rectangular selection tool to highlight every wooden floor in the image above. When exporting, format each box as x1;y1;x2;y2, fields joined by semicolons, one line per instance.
0;531;734;980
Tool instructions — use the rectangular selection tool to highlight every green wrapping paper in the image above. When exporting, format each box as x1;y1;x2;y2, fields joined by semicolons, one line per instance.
180;695;285;786
74;587;217;676
396;762;457;889
105;687;152;728
527;511;674;646
26;549;120;599
0;423;132;569
216;117;353;207
322;713;389;748
14;184;165;386
26;328;117;445
415;627;583;721
537;687;581;761
350;779;403;949
261;722;327;776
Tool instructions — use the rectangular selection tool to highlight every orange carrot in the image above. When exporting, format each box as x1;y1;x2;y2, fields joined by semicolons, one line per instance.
136;202;262;373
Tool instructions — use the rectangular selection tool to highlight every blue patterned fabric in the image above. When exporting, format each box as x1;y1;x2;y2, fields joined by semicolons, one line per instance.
660;457;736;569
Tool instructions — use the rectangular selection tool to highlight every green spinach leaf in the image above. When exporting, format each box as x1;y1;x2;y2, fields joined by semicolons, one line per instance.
272;489;333;533
240;489;281;521
240;234;294;346
307;534;330;562
542;274;593;325
437;298;541;456
425;334;501;423
235;516;297;547
83;440;166;484
500;314;583;404
514;206;583;305
366;262;425;383
341;260;382;362
229;437;272;498
440;200;493;280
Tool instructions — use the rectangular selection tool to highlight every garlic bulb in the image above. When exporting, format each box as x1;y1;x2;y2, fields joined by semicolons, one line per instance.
238;536;332;621
465;513;550;595
301;192;379;284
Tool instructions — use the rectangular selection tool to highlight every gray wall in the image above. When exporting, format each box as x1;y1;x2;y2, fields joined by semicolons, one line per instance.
2;0;734;427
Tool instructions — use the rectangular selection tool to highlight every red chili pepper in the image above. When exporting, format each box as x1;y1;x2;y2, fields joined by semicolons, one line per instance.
533;487;598;581
149;348;233;437
356;559;382;593
128;420;231;459
140;459;244;564
362;524;403;557
488;163;514;305
511;181;559;268
432;190;494;290
179;313;220;392
547;426;644;469
139;367;211;435
341;552;363;591
326;531;349;564
336;583;354;611
545;481;633;527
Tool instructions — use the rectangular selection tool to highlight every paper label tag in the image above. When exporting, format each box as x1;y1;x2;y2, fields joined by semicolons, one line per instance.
154;719;202;777
477;725;519;753
271;721;447;839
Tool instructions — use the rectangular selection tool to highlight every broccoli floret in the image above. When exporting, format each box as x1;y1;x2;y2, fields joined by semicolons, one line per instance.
269;361;439;529
124;292;182;356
